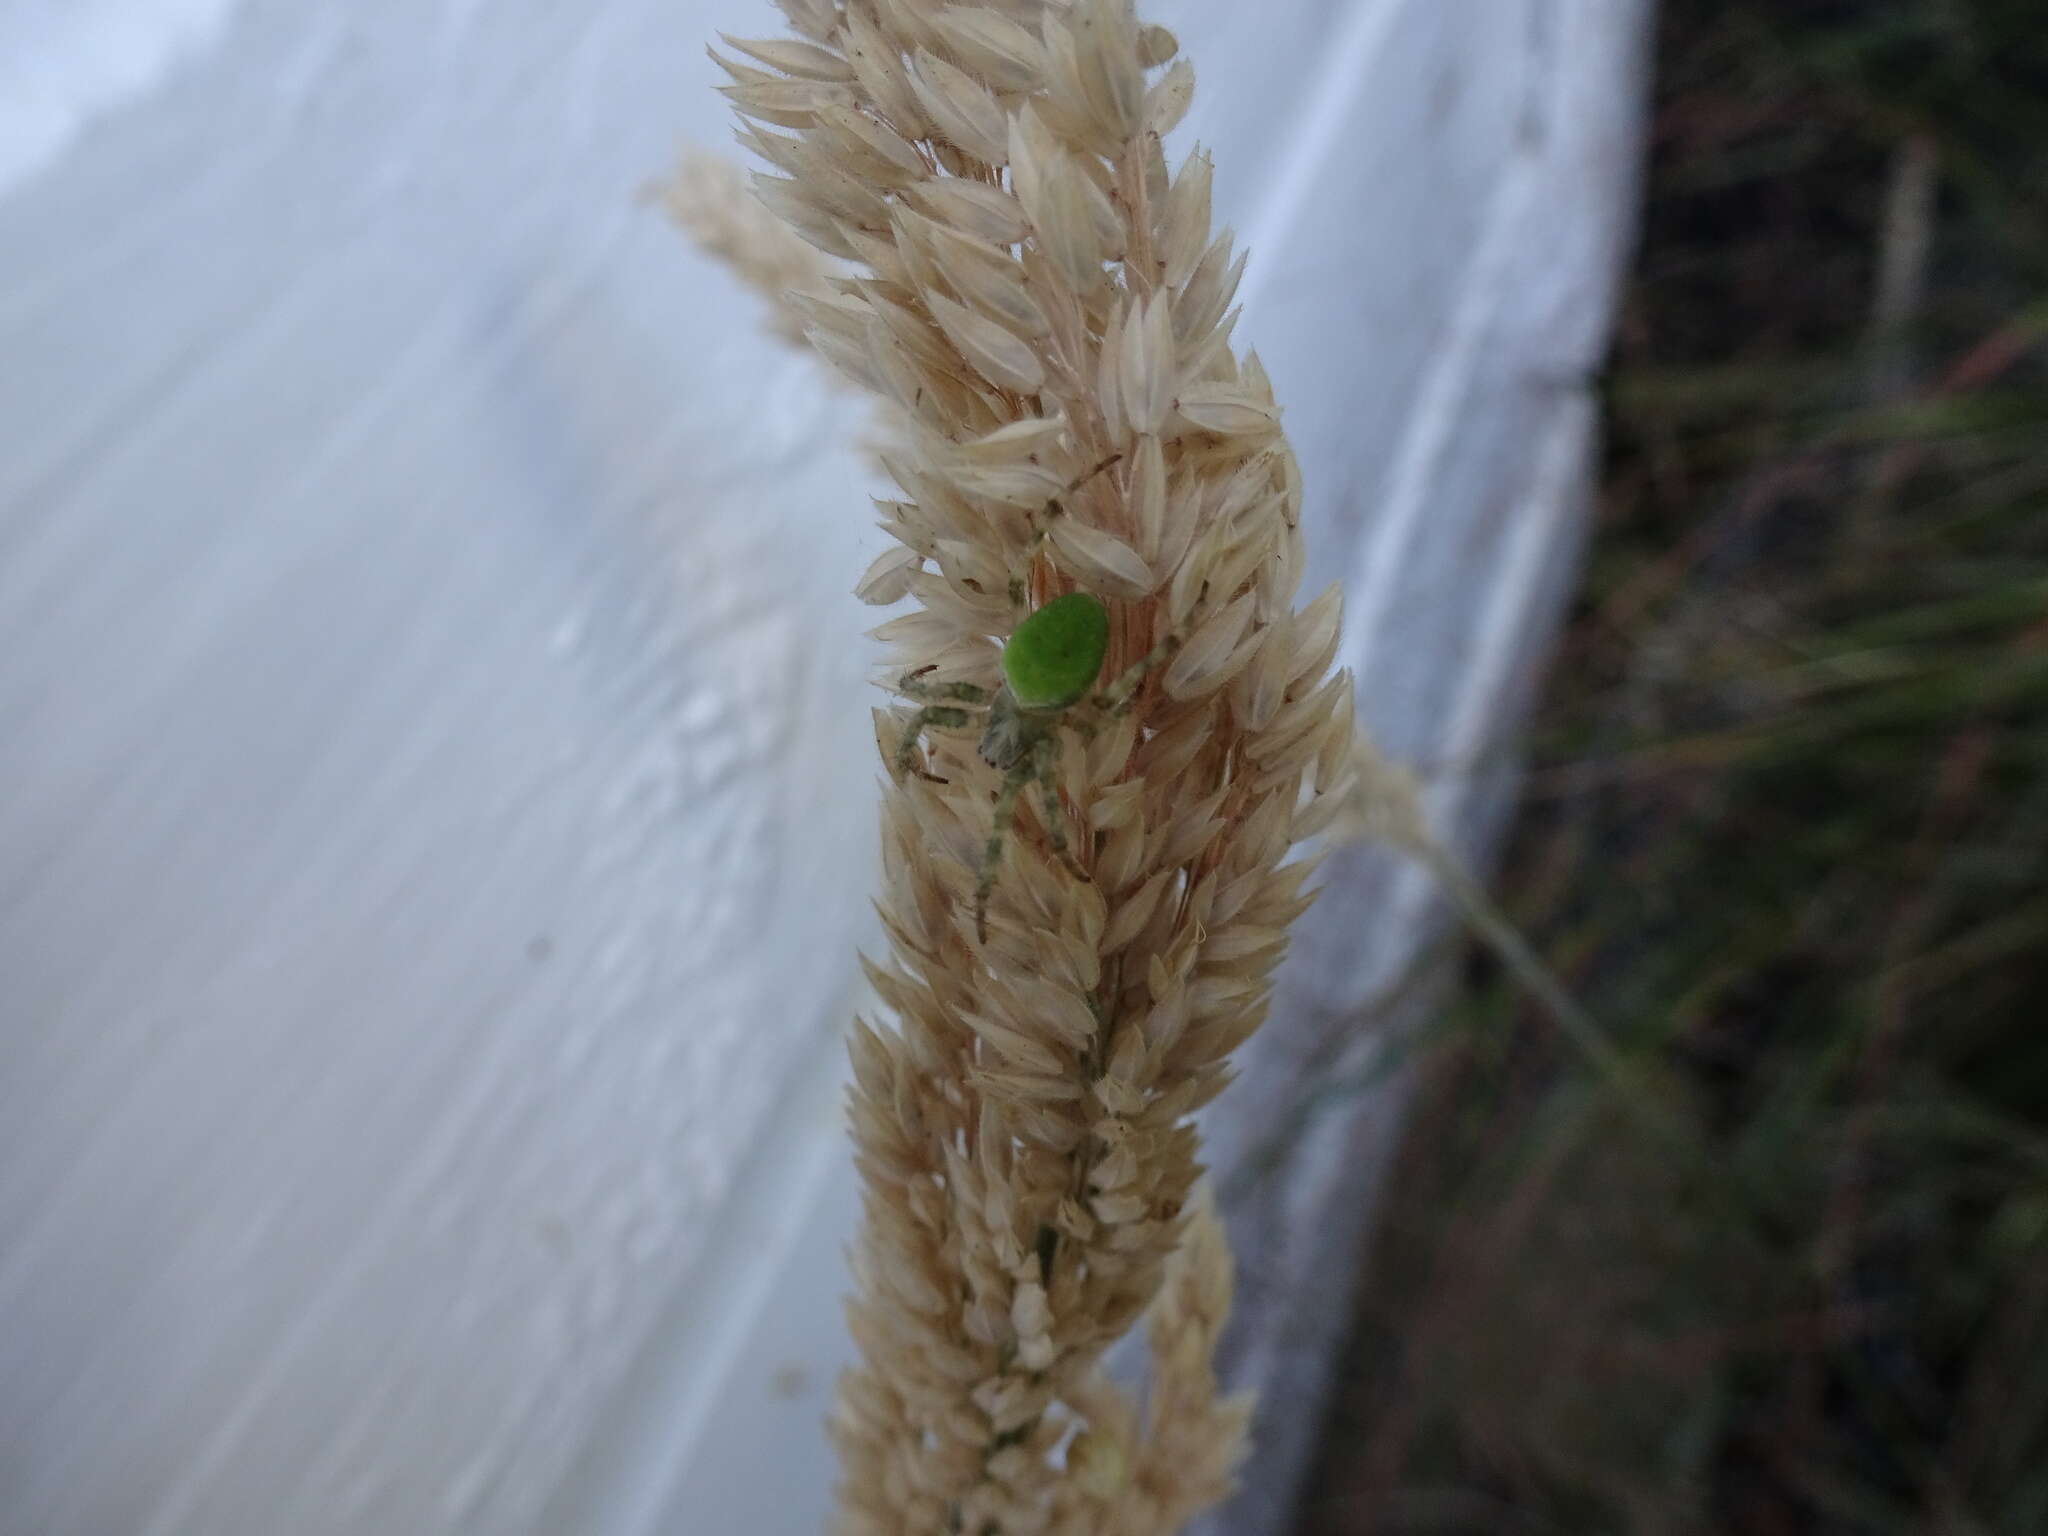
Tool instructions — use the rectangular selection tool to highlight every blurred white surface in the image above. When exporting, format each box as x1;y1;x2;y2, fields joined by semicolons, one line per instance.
0;1;1648;1531
0;0;244;195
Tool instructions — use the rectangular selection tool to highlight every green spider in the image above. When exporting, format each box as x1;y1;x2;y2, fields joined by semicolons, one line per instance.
892;591;1173;942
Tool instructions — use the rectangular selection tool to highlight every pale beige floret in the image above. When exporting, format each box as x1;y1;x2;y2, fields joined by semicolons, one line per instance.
699;2;1356;1531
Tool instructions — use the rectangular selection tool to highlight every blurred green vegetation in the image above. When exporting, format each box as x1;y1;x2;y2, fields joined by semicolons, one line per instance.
1302;2;2048;1531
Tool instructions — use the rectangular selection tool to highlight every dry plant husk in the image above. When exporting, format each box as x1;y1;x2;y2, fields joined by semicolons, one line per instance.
709;3;1357;1530
654;151;837;348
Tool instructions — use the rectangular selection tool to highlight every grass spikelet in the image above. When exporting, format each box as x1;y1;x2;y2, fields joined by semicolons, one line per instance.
701;3;1356;1529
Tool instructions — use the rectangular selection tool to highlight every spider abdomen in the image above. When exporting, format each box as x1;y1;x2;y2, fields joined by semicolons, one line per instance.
1001;591;1109;711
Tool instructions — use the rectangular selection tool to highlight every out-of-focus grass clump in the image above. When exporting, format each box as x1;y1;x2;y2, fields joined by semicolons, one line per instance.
1305;2;2048;1532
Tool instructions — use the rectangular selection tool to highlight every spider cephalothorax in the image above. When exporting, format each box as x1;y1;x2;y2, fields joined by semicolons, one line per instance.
892;591;1174;941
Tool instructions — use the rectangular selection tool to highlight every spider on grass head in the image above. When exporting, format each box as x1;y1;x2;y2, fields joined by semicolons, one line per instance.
891;590;1178;942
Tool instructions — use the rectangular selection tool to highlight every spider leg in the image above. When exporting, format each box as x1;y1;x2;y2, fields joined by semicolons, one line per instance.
1010;453;1125;609
1093;626;1185;716
973;761;1033;943
895;669;990;705
894;705;975;781
1033;739;1089;882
